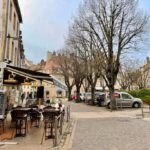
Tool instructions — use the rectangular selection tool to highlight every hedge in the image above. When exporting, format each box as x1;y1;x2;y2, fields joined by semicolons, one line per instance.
128;89;150;103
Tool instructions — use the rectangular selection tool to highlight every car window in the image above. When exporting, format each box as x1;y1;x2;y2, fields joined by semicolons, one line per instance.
113;93;120;98
122;93;132;99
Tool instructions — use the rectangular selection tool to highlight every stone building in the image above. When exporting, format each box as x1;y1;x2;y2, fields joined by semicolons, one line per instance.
0;0;24;67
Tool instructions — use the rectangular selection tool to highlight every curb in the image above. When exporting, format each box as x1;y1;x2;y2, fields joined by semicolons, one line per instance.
49;119;76;150
62;119;77;150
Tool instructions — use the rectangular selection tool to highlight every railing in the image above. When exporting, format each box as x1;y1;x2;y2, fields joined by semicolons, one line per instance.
53;113;63;147
53;105;71;147
141;103;150;118
66;105;70;122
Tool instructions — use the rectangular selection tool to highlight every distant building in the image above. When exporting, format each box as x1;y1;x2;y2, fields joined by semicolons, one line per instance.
0;0;24;67
43;53;67;98
23;52;67;98
140;57;150;89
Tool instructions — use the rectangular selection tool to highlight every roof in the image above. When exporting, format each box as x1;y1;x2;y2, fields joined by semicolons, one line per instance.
7;65;50;78
13;0;23;23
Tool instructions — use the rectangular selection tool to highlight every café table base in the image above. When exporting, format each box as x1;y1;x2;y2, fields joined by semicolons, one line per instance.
15;117;27;137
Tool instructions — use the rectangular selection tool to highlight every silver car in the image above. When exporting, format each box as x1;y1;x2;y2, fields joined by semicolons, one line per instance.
106;92;143;108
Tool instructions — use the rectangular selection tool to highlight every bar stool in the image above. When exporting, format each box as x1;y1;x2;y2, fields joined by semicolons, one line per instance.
11;110;28;137
15;114;28;137
30;109;41;127
42;111;55;140
0;118;5;133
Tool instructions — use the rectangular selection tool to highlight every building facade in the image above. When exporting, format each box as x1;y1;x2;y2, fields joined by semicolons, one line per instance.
0;0;24;67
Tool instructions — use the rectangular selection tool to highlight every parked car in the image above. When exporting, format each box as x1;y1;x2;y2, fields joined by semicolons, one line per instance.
80;93;85;102
96;93;106;107
71;93;85;102
85;92;103;105
106;92;143;109
84;92;92;104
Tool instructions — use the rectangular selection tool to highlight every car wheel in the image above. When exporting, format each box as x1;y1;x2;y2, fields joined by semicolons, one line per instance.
133;102;140;108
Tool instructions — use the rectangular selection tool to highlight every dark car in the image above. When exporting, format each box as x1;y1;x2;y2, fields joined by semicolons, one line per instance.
96;93;105;107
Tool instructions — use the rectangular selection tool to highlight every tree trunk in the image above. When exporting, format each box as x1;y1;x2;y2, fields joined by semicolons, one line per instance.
76;85;80;103
67;88;72;101
84;87;89;93
109;86;115;111
91;86;95;105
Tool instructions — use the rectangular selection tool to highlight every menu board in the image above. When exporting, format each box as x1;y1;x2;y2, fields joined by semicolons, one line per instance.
0;0;2;49
0;92;5;116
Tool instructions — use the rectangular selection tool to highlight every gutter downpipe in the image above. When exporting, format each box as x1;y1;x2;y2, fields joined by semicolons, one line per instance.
3;0;10;61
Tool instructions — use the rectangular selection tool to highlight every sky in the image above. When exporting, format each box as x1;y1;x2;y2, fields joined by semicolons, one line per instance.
19;0;150;64
19;0;82;64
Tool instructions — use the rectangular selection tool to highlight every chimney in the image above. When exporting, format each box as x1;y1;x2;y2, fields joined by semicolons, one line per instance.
147;57;149;64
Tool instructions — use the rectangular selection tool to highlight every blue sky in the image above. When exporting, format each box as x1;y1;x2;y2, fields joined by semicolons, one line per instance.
19;0;150;64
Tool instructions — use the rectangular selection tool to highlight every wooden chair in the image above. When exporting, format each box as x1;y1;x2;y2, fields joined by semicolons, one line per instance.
30;109;41;127
11;110;28;137
0;118;5;133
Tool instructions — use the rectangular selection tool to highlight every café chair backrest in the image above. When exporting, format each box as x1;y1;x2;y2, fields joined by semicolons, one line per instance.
42;111;55;121
43;106;55;110
16;106;22;108
29;105;39;109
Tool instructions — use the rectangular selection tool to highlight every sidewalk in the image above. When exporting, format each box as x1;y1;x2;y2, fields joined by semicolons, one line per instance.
0;102;70;150
64;102;150;150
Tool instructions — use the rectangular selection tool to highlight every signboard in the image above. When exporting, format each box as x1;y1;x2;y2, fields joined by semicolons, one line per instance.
0;0;3;49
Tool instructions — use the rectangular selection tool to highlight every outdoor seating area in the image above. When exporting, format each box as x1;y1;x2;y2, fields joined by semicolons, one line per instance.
0;102;70;148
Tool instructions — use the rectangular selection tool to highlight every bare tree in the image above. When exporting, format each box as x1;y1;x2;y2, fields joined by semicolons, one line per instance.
74;0;148;109
53;54;75;101
68;17;102;104
136;68;150;89
70;53;85;102
118;59;145;90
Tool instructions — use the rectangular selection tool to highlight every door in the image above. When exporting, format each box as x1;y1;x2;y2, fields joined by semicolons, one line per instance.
121;93;133;107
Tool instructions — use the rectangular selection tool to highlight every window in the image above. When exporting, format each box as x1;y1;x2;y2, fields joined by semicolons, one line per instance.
9;2;12;21
122;94;132;99
11;42;14;62
6;37;10;59
16;48;18;66
13;13;16;30
14;48;17;66
16;22;19;36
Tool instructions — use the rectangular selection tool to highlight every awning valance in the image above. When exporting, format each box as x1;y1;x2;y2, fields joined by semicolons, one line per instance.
3;65;53;85
0;63;67;90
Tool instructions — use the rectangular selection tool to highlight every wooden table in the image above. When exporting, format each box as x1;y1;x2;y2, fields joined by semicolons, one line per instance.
42;108;60;139
11;108;31;137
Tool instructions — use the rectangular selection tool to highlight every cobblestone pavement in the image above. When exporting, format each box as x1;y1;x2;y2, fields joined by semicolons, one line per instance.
66;102;150;150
